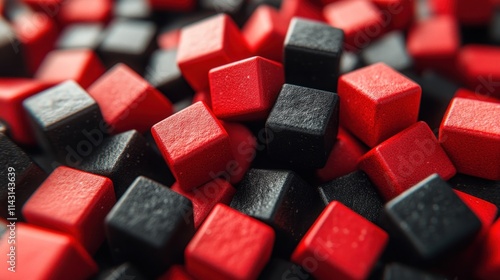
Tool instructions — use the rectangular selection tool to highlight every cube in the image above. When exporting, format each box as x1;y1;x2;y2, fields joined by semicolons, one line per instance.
359;121;456;201
338;62;421;147
210;56;284;121
22;166;116;253
151;102;233;191
266;84;340;169
176;14;251;91
291;201;388;280
88;63;173;134
56;24;103;50
105;176;195;276
185;204;274;280
439;98;500;180
380;174;481;263
284;18;344;92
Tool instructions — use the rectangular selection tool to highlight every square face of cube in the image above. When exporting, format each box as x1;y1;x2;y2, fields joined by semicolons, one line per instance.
439;98;500;180
338;63;421;147
210;56;284;121
284;18;344;92
266;84;339;168
382;174;481;261
151;102;232;190
292;201;388;280
100;20;155;55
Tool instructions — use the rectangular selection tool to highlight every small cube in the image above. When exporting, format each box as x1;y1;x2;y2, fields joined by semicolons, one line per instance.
22;166;116;253
57;0;112;25
185;204;275;280
210;56;284;121
439;98;500;180
56;24;104;50
380;174;482;263
359;121;456;200
88;63;173;134
105;176;195;275
284;18;344;92
291;201;388;280
176;14;251;91
361;31;413;72
338;63;421;147
266;84;340;169
152;102;233;191
23;81;105;161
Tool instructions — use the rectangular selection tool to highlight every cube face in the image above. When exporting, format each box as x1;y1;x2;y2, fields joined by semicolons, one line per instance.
361;31;413;72
284;18;344;92
439;98;500;180
458;45;500;98
106;176;194;273
339;63;421;147
382;174;481;262
177;14;251;91
88;64;173;134
185;204;275;280
22;166;115;253
360;121;456;201
57;24;103;50
323;0;383;49
210;56;284;121
23;80;104;160
152;102;232;190
266;84;340;168
292;201;388;280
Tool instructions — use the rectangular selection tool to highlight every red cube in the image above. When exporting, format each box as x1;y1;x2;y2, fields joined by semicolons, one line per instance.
185;204;274;280
338;63;421;147
407;16;460;77
243;5;287;62
439;98;500;180
57;0;112;25
291;201;388;280
457;45;500;99
324;0;384;50
88;63;173;134
171;179;236;229
151;102;233;191
148;0;196;11
22;166;116;253
0;223;97;280
476;220;500;279
280;0;324;27
35;49;106;88
0;79;50;145
222;121;257;184
210;56;284;121
371;0;415;30
177;14;251;91
359;121;456;201
454;88;500;104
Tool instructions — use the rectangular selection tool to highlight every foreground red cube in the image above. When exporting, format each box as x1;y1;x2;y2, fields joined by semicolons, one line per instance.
22;166;116;253
152;102;233;191
292;201;388;280
185;204;274;280
338;63;421;147
439;98;500;180
177;14;251;91
210;56;284;121
88;63;173;134
360;121;456;200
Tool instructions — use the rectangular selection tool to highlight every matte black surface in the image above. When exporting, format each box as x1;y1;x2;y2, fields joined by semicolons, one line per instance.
23;81;106;164
258;258;313;280
200;0;246;25
230;169;323;256
361;31;413;71
114;0;152;20
491;8;500;45
383;263;448;280
57;24;104;50
0;17;26;77
95;262;148;280
145;49;194;103
318;170;384;223
79;130;175;198
284;18;344;92
266;84;340;169
450;174;500;211
99;19;156;74
380;174;481;263
0;133;47;219
105;176;194;276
